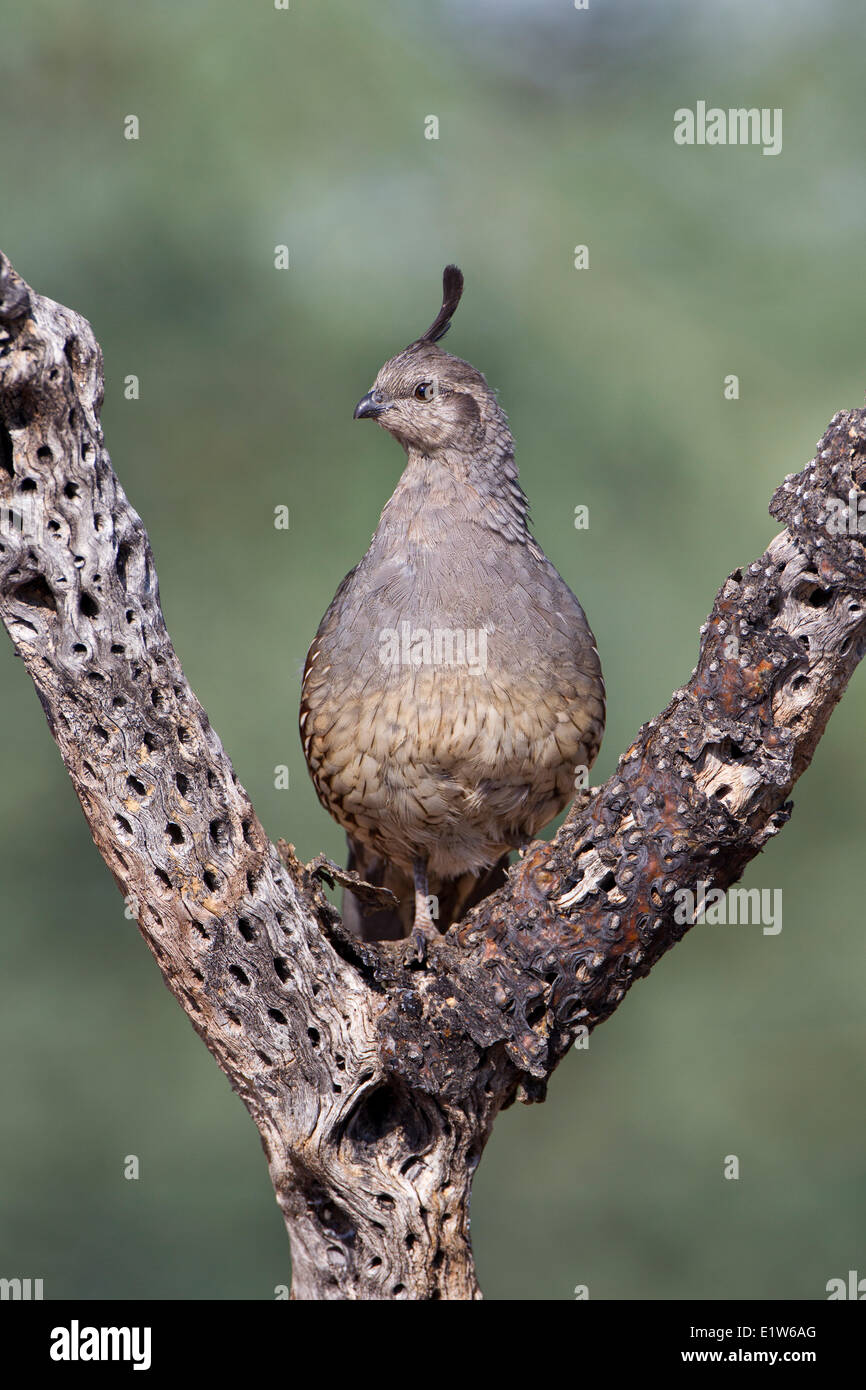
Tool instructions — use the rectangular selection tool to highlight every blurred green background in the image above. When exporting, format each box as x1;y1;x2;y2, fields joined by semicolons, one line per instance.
1;0;864;1301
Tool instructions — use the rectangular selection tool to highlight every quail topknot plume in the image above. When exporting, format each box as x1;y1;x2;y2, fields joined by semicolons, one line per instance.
300;266;605;962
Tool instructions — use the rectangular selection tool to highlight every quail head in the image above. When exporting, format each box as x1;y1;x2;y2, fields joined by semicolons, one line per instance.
300;266;605;962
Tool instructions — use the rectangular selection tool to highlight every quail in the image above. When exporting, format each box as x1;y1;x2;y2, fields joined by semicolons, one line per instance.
300;266;605;961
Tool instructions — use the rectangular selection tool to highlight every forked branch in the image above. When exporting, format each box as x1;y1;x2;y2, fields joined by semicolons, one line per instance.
1;250;863;1299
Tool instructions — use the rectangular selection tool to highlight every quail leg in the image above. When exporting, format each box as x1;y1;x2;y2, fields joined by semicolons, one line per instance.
404;857;438;964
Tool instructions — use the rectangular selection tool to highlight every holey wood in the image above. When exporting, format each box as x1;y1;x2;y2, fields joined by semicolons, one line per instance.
1;251;865;1300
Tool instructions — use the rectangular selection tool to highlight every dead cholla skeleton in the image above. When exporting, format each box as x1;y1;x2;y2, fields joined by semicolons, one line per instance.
0;250;864;1299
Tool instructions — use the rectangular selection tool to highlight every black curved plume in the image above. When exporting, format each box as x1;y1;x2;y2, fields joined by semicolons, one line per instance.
416;264;464;345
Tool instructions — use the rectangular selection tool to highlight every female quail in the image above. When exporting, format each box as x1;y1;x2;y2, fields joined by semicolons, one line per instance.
300;267;605;961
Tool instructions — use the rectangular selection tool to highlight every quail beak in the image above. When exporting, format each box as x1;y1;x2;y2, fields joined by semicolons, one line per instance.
353;390;387;420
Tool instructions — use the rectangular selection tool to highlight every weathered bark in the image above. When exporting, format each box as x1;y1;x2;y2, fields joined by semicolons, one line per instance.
1;250;864;1300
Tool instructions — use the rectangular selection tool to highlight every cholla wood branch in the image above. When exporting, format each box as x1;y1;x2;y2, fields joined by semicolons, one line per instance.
1;250;864;1301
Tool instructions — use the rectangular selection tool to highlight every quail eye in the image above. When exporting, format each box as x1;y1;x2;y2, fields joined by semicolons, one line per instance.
414;381;436;401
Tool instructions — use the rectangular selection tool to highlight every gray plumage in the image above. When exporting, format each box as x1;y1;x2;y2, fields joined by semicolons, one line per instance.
300;267;605;958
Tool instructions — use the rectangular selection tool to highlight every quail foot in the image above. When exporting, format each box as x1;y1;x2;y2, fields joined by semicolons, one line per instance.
300;266;605;964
